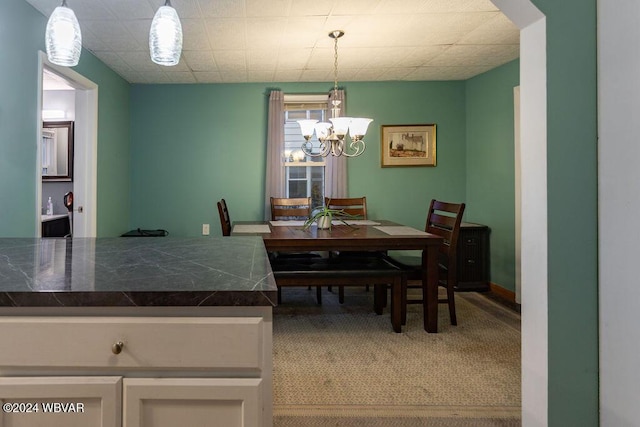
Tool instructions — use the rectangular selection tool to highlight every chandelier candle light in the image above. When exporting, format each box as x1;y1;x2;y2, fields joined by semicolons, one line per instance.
297;31;373;158
45;0;82;67
149;0;183;66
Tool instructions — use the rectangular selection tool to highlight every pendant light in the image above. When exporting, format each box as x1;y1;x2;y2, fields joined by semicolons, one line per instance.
45;0;82;67
149;0;183;66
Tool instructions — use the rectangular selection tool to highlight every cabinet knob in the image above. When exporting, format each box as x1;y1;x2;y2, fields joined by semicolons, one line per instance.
111;341;124;355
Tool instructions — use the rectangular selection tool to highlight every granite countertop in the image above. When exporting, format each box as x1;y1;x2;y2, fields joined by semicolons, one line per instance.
0;237;277;308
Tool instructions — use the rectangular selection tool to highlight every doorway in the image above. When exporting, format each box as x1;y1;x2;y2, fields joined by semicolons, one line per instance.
37;51;98;237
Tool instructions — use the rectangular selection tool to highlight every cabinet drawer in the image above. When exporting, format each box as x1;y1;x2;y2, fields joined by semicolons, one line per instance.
0;317;263;371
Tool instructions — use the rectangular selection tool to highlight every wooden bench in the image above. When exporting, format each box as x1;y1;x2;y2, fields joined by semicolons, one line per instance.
269;255;405;333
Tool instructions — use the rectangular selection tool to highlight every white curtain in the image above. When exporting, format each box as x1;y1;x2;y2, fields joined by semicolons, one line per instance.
264;90;285;220
325;89;348;199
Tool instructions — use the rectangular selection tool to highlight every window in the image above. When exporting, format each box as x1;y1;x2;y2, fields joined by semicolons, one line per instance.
283;95;327;208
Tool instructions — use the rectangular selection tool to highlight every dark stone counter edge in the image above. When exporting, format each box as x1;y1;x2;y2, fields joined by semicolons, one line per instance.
0;290;278;308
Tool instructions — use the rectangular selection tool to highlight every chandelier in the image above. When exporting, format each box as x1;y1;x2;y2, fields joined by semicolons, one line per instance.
45;0;82;67
149;0;183;66
297;31;373;158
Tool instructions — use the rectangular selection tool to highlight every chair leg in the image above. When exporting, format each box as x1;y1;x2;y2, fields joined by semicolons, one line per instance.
316;286;322;305
338;286;345;304
446;283;457;325
277;287;282;305
373;284;384;315
401;279;408;325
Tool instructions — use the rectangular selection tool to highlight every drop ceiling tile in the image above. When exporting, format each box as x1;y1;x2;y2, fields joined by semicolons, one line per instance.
362;47;415;68
182;19;212;50
194;71;224;82
247;49;278;71
332;0;382;15
353;67;386;81
245;18;287;49
197;0;246;18
289;0;335;17
221;70;248;82
331;68;359;81
401;46;450;67
205;18;247;50
124;19;153;48
276;48;313;69
183;51;217;71
282;17;328;48
70;0;116;20
164;58;190;71
102;0;155;20
248;70;275;82
300;69;332;82
118;70;152;83
246;0;290;17
118;51;164;71
378;67;415;80
165;72;197;83
142;71;174;83
91;52;134;73
147;0;202;19
213;50;247;71
420;0;497;13
81;29;111;52
274;69;303;82
82;20;145;50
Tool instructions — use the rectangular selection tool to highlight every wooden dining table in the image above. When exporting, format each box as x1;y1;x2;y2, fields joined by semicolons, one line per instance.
232;219;444;333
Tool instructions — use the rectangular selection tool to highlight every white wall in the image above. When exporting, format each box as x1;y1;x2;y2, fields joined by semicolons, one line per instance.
491;2;547;425
598;0;640;425
42;90;75;121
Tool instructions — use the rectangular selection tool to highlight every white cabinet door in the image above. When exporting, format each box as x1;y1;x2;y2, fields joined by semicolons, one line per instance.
0;377;121;427
123;378;263;427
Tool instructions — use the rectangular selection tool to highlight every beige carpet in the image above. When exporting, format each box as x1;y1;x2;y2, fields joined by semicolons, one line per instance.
273;288;521;426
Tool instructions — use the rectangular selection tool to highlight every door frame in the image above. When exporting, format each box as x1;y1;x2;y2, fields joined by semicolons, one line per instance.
36;51;98;237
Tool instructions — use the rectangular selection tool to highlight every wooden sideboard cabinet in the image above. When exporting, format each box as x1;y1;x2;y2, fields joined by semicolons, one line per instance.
454;222;490;292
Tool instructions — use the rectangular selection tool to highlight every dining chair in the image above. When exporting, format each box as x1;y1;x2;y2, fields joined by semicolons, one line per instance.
217;198;231;236
324;196;374;302
270;197;313;221
324;196;368;218
385;199;466;326
269;196;323;304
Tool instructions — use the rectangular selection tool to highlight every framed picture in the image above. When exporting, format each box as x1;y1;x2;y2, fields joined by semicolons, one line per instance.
381;124;436;167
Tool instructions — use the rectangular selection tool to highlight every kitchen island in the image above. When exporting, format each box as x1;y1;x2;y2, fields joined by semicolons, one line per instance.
0;237;276;427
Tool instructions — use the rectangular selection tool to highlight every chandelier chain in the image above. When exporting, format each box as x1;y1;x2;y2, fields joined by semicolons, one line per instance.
333;35;339;94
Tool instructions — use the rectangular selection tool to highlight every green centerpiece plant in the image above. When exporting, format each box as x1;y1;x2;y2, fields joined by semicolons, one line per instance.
303;200;359;230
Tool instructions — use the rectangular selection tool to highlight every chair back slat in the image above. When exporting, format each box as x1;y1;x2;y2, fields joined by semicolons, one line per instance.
324;197;367;219
217;199;231;236
270;197;312;221
425;199;465;259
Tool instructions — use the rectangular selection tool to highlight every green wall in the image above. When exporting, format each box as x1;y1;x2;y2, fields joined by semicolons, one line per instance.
531;0;599;425
129;81;467;236
465;60;520;292
463;2;600;422
0;0;131;237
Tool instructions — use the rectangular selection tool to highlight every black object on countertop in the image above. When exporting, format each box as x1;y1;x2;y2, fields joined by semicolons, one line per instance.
121;228;169;237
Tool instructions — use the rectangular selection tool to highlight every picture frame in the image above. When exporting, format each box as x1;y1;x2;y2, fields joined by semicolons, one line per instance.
381;124;436;167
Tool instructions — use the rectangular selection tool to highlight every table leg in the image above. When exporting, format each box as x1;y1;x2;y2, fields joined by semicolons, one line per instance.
390;277;402;333
423;246;438;333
